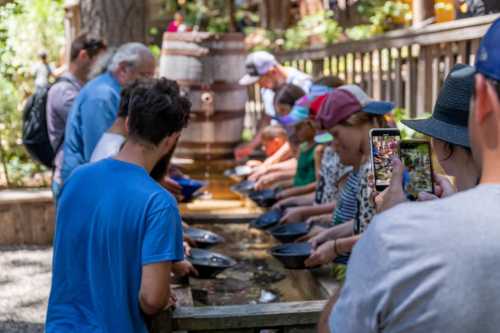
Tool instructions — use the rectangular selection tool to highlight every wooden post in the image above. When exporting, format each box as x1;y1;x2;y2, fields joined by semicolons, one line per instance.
312;58;324;78
412;0;434;26
416;45;433;116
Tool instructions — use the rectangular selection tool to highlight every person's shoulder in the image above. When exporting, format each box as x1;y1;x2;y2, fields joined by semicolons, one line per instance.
49;77;79;99
81;73;118;97
371;186;485;235
63;160;104;186
145;184;179;214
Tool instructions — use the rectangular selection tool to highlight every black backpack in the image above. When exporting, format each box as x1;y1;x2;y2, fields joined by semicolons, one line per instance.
22;77;71;168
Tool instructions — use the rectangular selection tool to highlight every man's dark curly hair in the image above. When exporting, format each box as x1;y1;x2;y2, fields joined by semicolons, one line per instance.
126;78;191;145
117;80;149;118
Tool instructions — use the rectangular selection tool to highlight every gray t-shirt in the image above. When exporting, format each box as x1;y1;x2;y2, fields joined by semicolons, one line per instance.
330;184;500;333
46;72;81;183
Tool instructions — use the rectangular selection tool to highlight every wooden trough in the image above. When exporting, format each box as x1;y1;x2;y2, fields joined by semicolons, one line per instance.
151;201;341;333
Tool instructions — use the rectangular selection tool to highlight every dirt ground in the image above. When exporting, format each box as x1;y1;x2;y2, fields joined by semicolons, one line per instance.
0;246;52;333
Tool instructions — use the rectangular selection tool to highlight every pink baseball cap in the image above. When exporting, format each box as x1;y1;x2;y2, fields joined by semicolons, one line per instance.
316;85;394;129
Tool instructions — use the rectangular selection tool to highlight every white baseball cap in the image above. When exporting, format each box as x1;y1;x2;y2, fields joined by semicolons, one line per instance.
239;51;278;86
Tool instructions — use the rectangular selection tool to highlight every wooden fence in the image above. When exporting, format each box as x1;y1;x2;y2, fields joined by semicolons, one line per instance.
246;13;500;121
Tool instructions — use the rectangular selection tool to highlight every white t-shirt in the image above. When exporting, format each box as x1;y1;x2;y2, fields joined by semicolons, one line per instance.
90;132;126;162
32;62;53;88
330;184;500;333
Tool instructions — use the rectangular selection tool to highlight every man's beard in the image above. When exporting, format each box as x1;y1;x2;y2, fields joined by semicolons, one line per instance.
150;139;178;181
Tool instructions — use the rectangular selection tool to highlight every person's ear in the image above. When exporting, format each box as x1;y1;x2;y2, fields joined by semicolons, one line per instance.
124;116;130;132
124;116;130;135
474;74;494;124
161;132;180;154
78;49;90;62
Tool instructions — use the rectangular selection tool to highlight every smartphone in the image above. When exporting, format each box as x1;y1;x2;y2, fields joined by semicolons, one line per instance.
369;128;401;192
399;140;435;201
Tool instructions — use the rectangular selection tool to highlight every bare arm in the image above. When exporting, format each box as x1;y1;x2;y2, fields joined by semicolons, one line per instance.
139;262;172;315
249;158;297;182
277;181;317;200
261;142;293;166
273;192;316;209
255;169;296;190
281;202;337;225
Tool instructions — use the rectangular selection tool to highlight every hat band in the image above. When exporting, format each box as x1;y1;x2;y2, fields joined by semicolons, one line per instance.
433;105;469;128
245;64;259;76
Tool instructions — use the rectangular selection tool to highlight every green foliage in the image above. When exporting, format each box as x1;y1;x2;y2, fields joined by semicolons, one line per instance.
0;0;65;187
345;24;376;40
356;0;412;35
283;11;341;51
393;108;431;140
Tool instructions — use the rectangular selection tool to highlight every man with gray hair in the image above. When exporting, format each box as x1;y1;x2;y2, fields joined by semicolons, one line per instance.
58;42;155;194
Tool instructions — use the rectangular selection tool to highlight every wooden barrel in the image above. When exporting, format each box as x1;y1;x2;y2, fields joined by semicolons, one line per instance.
159;32;247;159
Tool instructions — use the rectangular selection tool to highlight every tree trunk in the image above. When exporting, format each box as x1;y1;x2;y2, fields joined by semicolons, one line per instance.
79;0;148;47
412;0;435;26
260;0;291;30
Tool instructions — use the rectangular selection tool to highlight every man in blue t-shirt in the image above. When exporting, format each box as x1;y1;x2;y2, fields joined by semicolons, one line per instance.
59;42;155;192
46;78;191;333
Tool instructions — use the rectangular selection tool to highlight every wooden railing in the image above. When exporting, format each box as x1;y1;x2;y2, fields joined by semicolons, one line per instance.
247;14;500;120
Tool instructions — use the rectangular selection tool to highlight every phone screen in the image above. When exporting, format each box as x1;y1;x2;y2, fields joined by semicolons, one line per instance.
371;130;401;191
400;141;434;200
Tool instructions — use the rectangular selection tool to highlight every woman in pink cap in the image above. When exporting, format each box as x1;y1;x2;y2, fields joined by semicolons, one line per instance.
303;84;395;267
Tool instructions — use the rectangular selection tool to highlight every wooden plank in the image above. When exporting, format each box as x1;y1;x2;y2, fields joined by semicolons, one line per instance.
367;51;374;97
336;55;341;78
360;52;367;91
348;53;354;83
416;45;433;116
330;56;336;76
355;52;362;85
457;40;468;64
375;49;383;100
172;301;326;331
312;58;324;78
470;38;481;65
182;212;261;224
394;48;403;108
431;44;440;110
283;326;317;333
443;42;453;75
387;48;394;101
408;47;419;118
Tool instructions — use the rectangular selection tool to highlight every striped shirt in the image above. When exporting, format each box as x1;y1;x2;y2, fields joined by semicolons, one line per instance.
332;170;361;226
